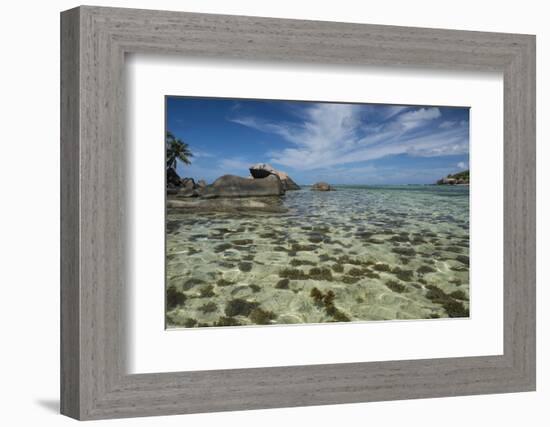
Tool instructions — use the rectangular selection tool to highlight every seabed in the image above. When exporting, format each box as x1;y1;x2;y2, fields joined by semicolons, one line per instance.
165;185;470;328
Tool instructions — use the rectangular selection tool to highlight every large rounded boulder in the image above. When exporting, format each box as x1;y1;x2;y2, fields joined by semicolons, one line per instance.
249;163;300;191
203;174;284;198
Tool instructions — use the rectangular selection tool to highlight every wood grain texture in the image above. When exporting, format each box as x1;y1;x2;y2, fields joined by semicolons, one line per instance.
60;5;536;420
60;7;80;419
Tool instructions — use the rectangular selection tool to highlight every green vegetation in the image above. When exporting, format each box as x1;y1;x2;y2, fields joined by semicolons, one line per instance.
216;278;234;287
331;263;344;273
232;239;254;246
275;278;290;289
390;235;409;243
166;286;186;309
436;169;469;185
391;246;416;256
225;299;260;317
341;275;361;284
199;285;215;298
290;259;317;267
166;131;192;169
372;263;392;272
385;280;407;293
199;301;218;313
310;287;350;322
450;170;469;181
214;317;241;327
348;267;364;277
308;267;334;281
425;285;469;317
184;318;197;328
214;243;232;253
278;267;333;281
445;246;463;253
449;290;468;300
365;271;381;279
310;287;324;304
291;243;318;252
417;265;436;275
411;236;427;244
391;267;414;282
455;255;469;266
278;268;308;280
238;262;253;272
337;255;373;266
249;308;276;325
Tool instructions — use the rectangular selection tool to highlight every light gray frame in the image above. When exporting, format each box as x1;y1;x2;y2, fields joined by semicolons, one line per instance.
60;5;536;420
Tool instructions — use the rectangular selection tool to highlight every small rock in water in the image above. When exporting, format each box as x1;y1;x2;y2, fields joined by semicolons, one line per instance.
311;182;335;191
238;262;253;272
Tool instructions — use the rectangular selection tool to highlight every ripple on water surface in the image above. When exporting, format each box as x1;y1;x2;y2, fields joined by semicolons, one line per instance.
166;185;470;328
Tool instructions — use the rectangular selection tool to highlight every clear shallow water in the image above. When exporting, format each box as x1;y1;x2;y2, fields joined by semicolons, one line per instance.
166;185;470;328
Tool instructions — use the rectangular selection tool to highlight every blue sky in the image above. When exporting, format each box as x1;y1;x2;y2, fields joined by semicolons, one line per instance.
166;97;469;185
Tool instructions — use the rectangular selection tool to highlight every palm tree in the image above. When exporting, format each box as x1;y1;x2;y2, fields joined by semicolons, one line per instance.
166;131;193;170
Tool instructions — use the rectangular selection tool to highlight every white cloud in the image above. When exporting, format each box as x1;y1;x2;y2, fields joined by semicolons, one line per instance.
231;104;466;171
381;105;408;120
191;149;214;159
457;161;468;169
439;120;456;129
396;107;441;131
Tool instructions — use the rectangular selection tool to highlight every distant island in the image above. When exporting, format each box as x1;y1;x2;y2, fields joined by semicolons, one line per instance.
436;170;469;185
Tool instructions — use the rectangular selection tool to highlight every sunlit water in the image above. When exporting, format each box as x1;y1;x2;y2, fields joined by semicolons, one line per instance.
166;185;470;328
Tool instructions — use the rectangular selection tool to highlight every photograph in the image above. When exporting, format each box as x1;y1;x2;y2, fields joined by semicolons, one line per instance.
164;97;470;328
49;2;539;421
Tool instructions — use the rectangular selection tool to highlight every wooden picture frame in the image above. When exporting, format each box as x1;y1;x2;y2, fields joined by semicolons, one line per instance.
60;5;536;420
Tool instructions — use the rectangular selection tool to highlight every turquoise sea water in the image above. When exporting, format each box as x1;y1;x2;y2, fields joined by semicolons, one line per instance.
166;185;470;328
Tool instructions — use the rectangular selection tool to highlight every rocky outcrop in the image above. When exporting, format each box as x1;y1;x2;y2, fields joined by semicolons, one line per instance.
176;177;196;197
168;177;200;198
202;174;284;198
311;182;335;191
167;167;182;187
166;169;205;198
166;163;301;213
181;177;195;189
249;164;272;179
249;163;300;191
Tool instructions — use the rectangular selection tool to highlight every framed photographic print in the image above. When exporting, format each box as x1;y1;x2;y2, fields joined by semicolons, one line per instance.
61;5;536;420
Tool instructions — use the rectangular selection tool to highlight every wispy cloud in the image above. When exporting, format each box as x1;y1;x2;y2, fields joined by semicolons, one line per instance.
395;107;441;131
381;105;408;120
192;149;214;159
230;104;467;171
439;120;456;129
